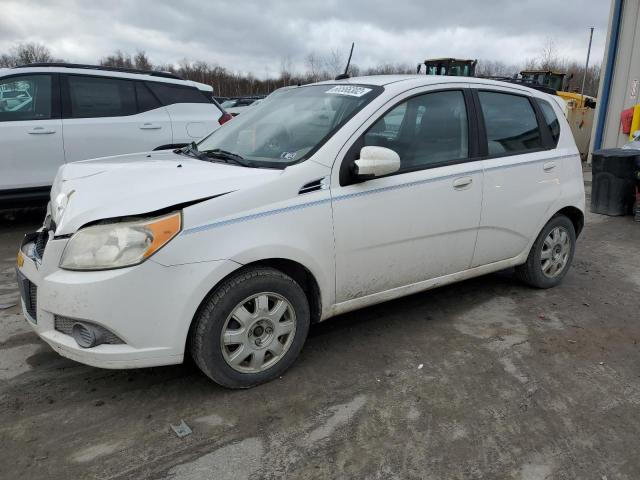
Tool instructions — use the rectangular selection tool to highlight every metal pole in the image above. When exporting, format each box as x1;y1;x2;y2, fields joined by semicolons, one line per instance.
581;27;595;102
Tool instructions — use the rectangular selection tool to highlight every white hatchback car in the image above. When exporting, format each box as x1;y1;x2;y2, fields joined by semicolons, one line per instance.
16;75;585;388
0;63;231;206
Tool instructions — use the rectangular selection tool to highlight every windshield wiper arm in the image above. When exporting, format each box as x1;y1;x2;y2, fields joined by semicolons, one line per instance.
175;142;205;159
201;148;252;167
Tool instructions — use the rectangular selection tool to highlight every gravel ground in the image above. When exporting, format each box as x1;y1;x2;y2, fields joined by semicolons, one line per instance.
1;190;639;480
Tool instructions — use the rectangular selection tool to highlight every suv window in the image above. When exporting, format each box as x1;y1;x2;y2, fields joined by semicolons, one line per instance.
146;82;210;106
538;99;560;146
135;82;161;113
68;75;136;118
478;91;542;155
364;90;468;171
0;75;52;122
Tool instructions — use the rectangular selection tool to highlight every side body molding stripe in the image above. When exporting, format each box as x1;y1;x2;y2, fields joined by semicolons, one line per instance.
182;153;574;236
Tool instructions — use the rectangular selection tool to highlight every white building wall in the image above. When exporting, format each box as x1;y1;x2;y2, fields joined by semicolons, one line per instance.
590;0;640;153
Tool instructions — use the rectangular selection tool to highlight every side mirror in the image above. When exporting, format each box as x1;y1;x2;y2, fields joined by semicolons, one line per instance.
354;146;400;178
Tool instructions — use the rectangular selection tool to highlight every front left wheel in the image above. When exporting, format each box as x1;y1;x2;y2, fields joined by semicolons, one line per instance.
190;267;310;388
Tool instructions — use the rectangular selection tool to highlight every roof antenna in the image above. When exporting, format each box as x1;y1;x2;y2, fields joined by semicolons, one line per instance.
335;42;354;80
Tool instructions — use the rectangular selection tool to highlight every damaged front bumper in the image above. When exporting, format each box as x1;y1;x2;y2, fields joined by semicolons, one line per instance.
15;228;239;369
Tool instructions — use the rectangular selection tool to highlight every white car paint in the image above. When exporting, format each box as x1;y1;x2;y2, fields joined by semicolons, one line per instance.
0;65;224;195
2;116;65;189
17;75;585;370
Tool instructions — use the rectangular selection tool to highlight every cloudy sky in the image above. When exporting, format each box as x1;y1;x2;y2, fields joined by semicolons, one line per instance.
1;0;610;77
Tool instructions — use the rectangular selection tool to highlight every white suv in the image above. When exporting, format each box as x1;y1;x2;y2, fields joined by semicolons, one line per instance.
0;63;231;205
16;75;585;388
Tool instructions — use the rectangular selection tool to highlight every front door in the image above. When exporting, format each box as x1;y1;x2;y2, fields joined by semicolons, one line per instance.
0;73;64;190
331;87;483;303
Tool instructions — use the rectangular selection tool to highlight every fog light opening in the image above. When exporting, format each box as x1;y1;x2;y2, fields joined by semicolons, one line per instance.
71;322;104;348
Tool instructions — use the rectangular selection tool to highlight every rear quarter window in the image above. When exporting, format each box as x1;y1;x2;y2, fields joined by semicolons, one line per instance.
146;82;210;106
537;99;561;146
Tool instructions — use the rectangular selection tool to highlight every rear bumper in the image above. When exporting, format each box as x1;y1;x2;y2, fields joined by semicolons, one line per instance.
17;236;240;369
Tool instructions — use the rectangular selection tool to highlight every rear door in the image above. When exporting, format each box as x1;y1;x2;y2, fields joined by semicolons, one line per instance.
472;87;561;267
61;74;172;162
0;73;64;191
146;82;223;143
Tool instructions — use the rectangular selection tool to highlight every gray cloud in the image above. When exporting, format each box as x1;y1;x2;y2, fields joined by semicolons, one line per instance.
0;0;610;77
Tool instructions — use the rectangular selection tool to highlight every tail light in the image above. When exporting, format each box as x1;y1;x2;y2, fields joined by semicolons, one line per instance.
218;112;233;125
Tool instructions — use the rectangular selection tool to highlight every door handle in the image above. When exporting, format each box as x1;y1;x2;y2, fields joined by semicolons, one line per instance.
139;123;162;130
543;162;557;172
27;127;56;134
453;176;473;190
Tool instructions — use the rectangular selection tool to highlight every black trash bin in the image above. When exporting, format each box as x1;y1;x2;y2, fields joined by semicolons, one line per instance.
590;148;638;216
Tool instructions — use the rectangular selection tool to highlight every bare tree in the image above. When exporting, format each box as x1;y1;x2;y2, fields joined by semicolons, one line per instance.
475;60;518;78
100;50;134;68
539;38;559;71
0;43;600;98
326;49;344;78
133;51;152;70
279;55;293;87
14;43;56;64
0;43;60;66
0;54;15;67
305;52;322;83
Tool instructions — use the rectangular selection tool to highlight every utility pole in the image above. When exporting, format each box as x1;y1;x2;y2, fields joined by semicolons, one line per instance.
581;27;595;102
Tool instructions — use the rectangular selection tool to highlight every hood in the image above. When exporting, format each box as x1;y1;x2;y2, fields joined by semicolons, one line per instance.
50;150;281;235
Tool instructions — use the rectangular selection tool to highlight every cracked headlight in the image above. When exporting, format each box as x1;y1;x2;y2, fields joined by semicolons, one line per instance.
60;212;181;270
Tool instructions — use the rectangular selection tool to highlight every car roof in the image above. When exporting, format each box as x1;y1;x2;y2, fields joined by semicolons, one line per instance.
314;74;549;97
2;64;213;92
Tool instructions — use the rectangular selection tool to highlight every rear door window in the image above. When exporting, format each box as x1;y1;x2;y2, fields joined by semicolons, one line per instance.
68;75;136;118
478;91;543;156
146;82;210;105
0;75;53;121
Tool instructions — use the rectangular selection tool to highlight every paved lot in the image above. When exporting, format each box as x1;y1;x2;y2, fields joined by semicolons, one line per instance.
1;197;639;480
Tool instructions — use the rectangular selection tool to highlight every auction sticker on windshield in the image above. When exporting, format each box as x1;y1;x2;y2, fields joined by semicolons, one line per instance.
325;86;372;97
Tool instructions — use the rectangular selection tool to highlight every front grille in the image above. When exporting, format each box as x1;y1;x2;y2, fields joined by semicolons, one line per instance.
16;270;37;321
54;315;125;345
34;229;49;259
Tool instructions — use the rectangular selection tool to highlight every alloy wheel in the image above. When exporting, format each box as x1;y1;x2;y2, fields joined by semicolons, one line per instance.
220;292;297;373
540;226;571;278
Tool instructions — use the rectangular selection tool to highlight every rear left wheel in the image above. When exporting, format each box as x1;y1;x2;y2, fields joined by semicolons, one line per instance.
516;214;576;289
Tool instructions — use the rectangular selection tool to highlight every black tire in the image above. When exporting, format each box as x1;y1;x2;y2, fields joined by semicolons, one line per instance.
515;215;576;289
190;267;310;388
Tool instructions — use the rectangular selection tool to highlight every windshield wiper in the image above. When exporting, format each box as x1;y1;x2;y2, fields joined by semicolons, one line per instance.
201;148;253;167
175;142;205;159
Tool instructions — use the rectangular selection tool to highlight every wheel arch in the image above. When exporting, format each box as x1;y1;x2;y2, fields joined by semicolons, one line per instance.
243;258;323;325
185;257;323;357
555;206;584;237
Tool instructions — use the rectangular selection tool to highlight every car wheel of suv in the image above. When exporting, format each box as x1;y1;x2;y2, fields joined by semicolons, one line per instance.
190;267;310;388
516;215;576;289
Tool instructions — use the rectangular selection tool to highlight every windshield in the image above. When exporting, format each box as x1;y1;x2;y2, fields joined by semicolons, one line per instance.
221;99;238;108
197;84;382;168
